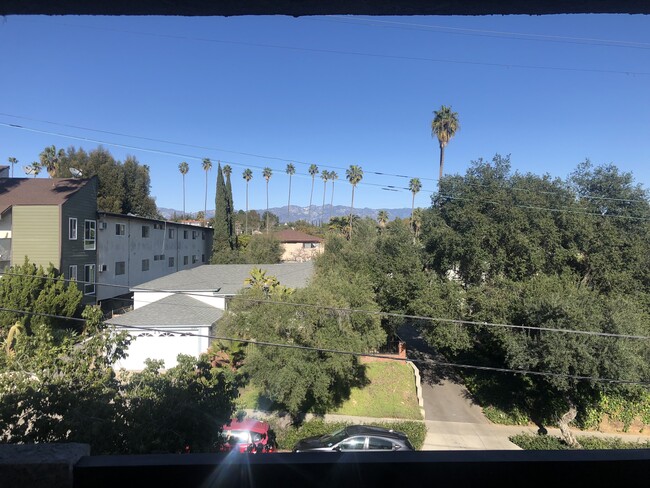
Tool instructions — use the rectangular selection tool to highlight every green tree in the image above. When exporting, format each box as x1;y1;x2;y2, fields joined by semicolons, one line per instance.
223;164;236;248
241;234;283;263
409;177;422;222
39;145;65;178
431;105;460;190
328;171;338;222
7;157;18;178
211;162;232;262
202;158;212;227
242;168;253;234
308;164;319;223
178;161;189;218
122;158;159;219
28;161;41;178
261;211;280;233
286;163;296;221
346;165;363;239
320;170;330;225
221;270;385;417
262;167;273;234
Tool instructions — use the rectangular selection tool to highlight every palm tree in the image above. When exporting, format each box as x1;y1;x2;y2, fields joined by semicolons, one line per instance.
263;167;273;234
27;162;41;178
242;168;253;234
320;170;330;225
377;210;389;231
328;171;338;222
39;145;65;177
409;177;422;222
308;164;319;223
411;208;423;242
7;157;18;178
346;165;363;239
431;105;460;190
202;158;212;226
222;164;232;179
178;161;189;218
286;163;296;221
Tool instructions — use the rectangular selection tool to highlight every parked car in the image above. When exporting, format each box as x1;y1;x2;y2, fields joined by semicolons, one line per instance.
292;425;415;452
220;418;276;453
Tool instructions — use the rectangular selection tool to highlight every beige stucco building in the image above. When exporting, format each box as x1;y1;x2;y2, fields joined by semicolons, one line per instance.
274;229;324;262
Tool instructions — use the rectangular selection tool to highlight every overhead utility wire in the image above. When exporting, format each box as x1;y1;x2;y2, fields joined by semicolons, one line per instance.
2;271;648;341
2;113;647;206
25;20;650;77
322;16;650;50
1;306;647;386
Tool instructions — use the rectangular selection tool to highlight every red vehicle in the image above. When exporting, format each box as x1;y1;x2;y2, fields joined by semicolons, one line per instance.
220;418;276;453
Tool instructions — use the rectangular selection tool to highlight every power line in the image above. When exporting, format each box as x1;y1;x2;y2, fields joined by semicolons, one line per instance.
2;271;649;341
16;19;650;77
1;306;647;386
320;16;650;50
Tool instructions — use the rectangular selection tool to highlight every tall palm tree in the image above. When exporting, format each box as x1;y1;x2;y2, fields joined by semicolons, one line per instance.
346;165;363;239
411;208;423;242
27;162;41;178
308;164;319;223
242;168;253;234
409;177;422;221
7;157;18;177
178;161;189;218
377;210;389;232
431;105;460;191
286;163;296;221
328;171;338;222
39;145;65;177
320;170;330;225
202;158;212;226
222;164;232;179
262;167;273;234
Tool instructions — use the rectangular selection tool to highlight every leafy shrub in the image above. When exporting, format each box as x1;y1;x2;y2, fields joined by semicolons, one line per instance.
510;434;650;450
273;419;426;451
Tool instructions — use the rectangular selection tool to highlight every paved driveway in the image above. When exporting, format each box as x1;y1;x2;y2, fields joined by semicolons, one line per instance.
398;325;521;450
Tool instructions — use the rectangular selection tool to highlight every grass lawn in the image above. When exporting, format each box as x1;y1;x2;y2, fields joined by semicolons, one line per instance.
237;361;422;420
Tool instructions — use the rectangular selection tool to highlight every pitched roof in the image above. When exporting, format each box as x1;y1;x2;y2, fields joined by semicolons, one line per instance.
274;229;323;243
106;293;223;327
132;261;314;294
0;177;93;215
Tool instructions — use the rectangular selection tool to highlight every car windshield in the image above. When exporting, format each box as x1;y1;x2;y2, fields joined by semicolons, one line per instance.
223;431;250;444
319;428;348;446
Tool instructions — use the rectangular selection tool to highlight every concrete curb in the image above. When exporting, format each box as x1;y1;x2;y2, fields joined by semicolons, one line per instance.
407;360;426;420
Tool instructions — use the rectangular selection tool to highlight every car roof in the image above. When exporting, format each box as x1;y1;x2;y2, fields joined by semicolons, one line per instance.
345;425;408;439
222;418;269;433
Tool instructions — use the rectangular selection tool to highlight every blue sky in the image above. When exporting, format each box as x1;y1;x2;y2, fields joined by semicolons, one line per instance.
1;14;649;214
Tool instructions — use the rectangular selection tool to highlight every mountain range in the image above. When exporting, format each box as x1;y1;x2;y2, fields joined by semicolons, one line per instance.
158;205;414;224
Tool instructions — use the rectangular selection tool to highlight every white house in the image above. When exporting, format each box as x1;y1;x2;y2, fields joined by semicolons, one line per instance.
108;261;314;370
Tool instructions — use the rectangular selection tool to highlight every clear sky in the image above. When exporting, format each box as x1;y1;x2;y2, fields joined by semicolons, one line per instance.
1;14;649;214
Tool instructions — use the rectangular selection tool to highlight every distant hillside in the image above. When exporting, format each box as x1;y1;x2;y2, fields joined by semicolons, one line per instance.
158;205;413;223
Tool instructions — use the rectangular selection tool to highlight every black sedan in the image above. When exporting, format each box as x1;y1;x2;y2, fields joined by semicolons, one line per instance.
292;425;415;452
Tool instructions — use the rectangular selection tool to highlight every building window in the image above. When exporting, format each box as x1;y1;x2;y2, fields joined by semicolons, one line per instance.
302;242;319;249
202;231;205;240
192;230;197;239
183;230;188;239
202;254;205;263
115;261;125;276
69;265;77;281
183;255;188;265
84;220;96;250
142;259;150;271
154;223;164;230
142;225;150;238
69;218;77;240
168;228;175;239
168;256;175;267
84;264;95;295
192;255;198;264
115;223;126;236
153;254;165;261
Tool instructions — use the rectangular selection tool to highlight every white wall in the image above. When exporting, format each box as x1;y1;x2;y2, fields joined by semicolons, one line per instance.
114;325;211;371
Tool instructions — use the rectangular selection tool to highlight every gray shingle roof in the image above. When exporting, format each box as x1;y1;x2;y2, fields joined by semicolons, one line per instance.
106;293;223;327
131;261;314;294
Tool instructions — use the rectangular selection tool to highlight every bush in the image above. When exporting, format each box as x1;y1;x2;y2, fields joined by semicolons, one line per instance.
510;434;650;450
272;419;427;451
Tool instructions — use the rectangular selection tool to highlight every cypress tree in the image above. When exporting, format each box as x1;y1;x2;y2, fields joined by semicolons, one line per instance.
211;162;231;262
224;167;236;249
